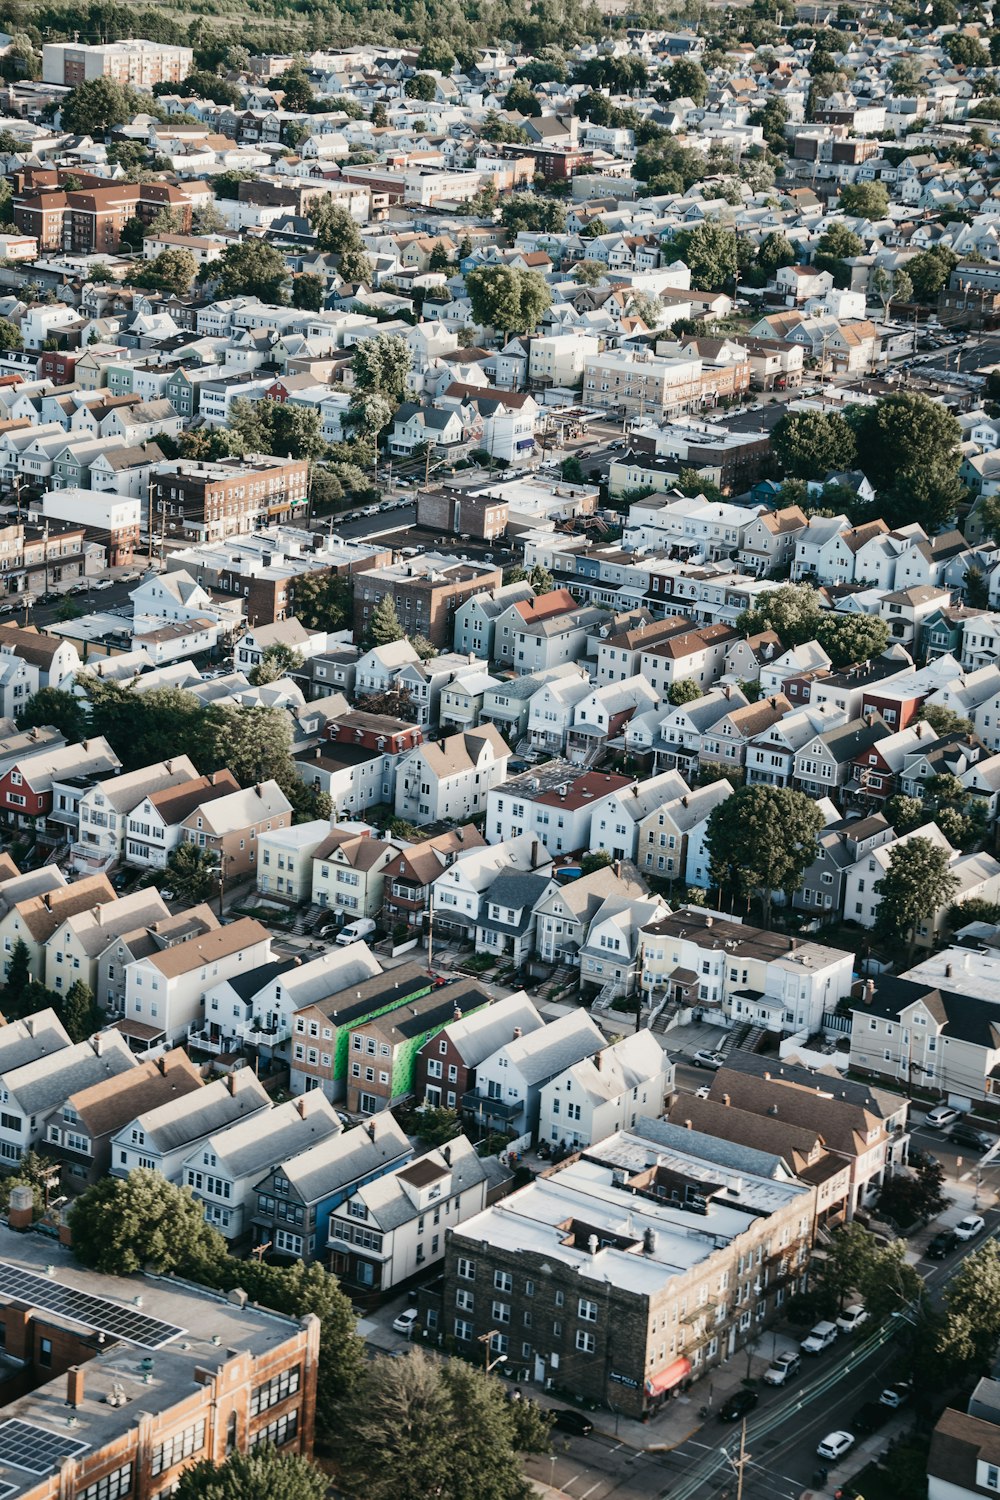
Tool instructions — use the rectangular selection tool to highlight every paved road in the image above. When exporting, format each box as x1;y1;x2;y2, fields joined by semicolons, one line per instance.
324;503;416;541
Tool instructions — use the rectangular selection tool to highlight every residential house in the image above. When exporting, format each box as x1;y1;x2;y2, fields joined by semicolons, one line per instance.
394;725;510;827
414;990;543;1111
43;886;170;999
381;825;486;932
794;813;895;917
792;716;892;802
844;823;1000;943
487;763;634;856
110;1069;271;1181
180;1090;342;1239
327;1133;498;1296
0;1029;137;1166
123;769;241;869
452;581;534;660
591;769;689;862
288;960;432;1101
71;755;199;873
431;834;552;943
98;904;220;1021
526;666;594;756
258;819;331;904
465;1008;606;1138
179;778;293;881
345;983;493;1116
310;829;397;919
534;865;649;968
251;1112;412;1263
121;916;273;1045
474;867;558;965
0;874;118;982
0;737;122;827
537;1030;672;1150
637;779;734;888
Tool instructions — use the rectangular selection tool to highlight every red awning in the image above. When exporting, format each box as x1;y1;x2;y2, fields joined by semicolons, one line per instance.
645;1356;692;1397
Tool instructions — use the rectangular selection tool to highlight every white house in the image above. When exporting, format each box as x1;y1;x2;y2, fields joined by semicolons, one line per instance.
394;725;510;826
468;1009;606;1138
487;764;635;857
110;1069;271;1181
121;916;273;1044
536;1030;673;1150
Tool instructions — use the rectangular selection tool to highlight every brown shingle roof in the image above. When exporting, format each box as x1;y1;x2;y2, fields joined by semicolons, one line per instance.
147;917;269;979
16;874;116;944
145;769;240;825
70;1048;202;1138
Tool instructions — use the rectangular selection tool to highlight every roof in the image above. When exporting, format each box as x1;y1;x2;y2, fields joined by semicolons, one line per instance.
856;974;1000;1049
15;874;117;945
263;1111;411;1205
496;762;632;810
123;1069;271;1154
191;1090;342;1182
179;779;291;834
929;1407;1000;1494
431;990;544;1069
335;1133;493;1234
70;1049;203;1140
136;770;242;825
496;1009;605;1086
7;1030;137;1118
145;917;269;980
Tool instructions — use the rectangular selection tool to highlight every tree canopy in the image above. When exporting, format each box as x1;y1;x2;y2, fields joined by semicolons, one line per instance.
215;240;289;303
873;836;960;957
174;1448;327;1500
847;392;964;531
706;785;824;922
737;583;822;646
771;410;857;481
352;333;413;406
466;265;552;337
69;1169;229;1275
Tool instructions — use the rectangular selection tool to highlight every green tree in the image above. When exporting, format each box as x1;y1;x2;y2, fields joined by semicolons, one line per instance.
61;77;137;134
15;685;86;740
737;583;822;646
405;73;437;100
369;593;405;645
69;1169;228;1276
815;613;889;668
249;644;304;686
920;703;974;737
756;231;797;278
503;77;542;117
772;410;857;480
137;247;197;295
352;333;413;406
907;247;958;302
275;62;314;111
877;1151;947;1229
668;678;701;706
839;182;890;218
415;1105;462;1147
664;58;709;105
870;265;912;316
965;564;989;608
348;391;394;445
947;32;990;66
61;979;101;1044
572;259;606;285
884;794;927;834
216;240;289;303
417;40;455;72
166;840;220;903
211;705;296;788
292;272;325;311
226;398;325;462
529;562;554;593
174;1448;327;1500
466;265;552;337
336;1347;548;1500
672;223;740;291
560;456;584;484
971;493;1000;544
0;317;23;352
706;785;824;924
293;570;352;630
937;1239;1000;1380
2;938;31;1017
847;392;964;531
213;170;255;200
180;70;242;106
500;195;566;234
814;221;863;286
873;836;960;958
119;215;146;251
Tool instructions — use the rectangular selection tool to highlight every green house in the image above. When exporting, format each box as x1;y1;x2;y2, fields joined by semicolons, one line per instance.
344;979;491;1116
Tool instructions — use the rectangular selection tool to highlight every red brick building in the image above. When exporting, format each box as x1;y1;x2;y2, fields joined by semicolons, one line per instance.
15;180;192;254
150;456;310;544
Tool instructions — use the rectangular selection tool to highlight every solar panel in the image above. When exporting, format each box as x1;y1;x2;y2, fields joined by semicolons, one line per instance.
0;1262;185;1349
0;1421;88;1474
0;1479;15;1498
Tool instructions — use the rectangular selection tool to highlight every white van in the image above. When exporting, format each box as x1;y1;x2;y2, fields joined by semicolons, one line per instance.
336;918;377;946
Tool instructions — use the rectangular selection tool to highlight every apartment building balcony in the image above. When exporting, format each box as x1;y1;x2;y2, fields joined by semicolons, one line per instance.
461;1090;522;1123
69;840;115;873
187;1023;242;1056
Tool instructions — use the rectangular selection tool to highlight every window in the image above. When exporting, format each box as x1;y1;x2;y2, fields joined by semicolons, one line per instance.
251;1410;299;1450
458;1257;476;1281
576;1330;596;1354
454;1319;473;1341
78;1465;133;1500
494;1270;512;1293
251;1366;301;1417
152;1420;207;1475
456;1289;474;1312
492;1301;511;1323
578;1299;598;1322
39;1337;52;1367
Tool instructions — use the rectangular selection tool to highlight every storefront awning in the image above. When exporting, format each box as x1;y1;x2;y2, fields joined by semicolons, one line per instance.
645;1356;692;1397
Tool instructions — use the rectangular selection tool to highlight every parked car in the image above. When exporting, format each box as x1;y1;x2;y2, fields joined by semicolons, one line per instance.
692;1049;725;1070
719;1389;759;1422
955;1214;985;1241
695;1084;711;1100
836;1305;868;1334
763;1352;801;1386
392;1308;418;1336
817;1432;855;1461
801;1321;839;1354
552;1410;594;1436
926;1229;958;1259
949;1123;996;1153
880;1383;911;1409
925;1104;961;1129
852;1402;889;1436
336;917;377;946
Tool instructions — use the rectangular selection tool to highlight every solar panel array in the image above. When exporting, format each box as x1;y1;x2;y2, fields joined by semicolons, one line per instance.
0;1479;15;1497
0;1421;88;1474
0;1262;185;1349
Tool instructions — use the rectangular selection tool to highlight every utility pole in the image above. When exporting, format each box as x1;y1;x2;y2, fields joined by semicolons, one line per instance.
733;1420;750;1500
426;897;434;971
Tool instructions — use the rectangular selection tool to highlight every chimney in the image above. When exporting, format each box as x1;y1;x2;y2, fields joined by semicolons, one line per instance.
723;1093;730;1107
366;1121;375;1140
864;977;875;1005
92;1033;102;1056
945;962;953;978
296;1096;308;1118
157;1056;166;1075
705;915;713;928
255;784;262;797
67;1367;85;1408
763;1071;771;1081
587;1233;598;1254
227;1073;237;1095
595;1051;602;1071
453;1006;462;1021
513;1026;522;1039
7;1183;33;1231
531;838;539;867
442;1144;451;1165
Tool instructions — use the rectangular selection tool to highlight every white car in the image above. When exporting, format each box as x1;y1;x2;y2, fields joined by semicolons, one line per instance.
880;1383;910;1409
955;1214;985;1241
800;1321;839;1354
836;1304;868;1334
763;1352;801;1387
817;1432;855;1462
925;1104;961;1129
392;1308;418;1336
692;1049;725;1070
694;1085;711;1100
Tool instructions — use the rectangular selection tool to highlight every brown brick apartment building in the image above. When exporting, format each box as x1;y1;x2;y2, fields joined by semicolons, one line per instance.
416;485;508;541
421;1118;814;1418
353;556;502;648
0;1224;319;1500
0;520;88;596
150;456;310;543
15;180;192;255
